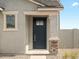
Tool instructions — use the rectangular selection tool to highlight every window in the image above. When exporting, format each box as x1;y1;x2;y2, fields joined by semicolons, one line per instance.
3;11;18;31
6;15;15;28
36;20;44;26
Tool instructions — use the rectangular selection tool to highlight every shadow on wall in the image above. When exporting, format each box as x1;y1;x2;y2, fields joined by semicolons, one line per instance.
0;54;15;57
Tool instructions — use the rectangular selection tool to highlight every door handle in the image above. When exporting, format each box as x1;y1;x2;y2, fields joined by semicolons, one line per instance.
34;34;36;41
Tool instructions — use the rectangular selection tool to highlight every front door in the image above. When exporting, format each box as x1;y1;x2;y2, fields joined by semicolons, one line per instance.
33;17;47;49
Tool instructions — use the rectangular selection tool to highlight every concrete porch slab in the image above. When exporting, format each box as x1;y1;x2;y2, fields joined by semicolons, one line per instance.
30;55;46;59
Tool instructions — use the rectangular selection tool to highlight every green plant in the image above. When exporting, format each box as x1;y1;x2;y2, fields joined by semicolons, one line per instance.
70;52;78;59
63;51;79;59
63;52;69;59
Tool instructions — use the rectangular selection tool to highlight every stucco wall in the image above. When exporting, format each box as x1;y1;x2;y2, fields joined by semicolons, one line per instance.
0;0;37;53
0;0;59;54
59;29;79;49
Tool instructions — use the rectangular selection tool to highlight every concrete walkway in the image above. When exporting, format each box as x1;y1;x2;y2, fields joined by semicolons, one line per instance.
0;49;79;59
0;54;29;59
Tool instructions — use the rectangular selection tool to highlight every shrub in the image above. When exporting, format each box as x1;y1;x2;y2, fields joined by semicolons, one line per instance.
63;51;78;59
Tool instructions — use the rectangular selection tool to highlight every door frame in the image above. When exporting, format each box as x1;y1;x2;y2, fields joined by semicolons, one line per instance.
24;11;58;54
25;15;50;54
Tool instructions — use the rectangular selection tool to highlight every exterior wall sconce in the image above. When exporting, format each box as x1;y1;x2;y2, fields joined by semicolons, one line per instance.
0;7;4;11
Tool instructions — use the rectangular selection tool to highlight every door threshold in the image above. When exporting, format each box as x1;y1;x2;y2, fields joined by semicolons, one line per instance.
31;49;47;50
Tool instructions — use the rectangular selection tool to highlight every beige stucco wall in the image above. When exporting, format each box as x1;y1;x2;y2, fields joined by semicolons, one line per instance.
0;0;59;54
0;0;37;53
59;29;79;48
